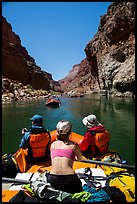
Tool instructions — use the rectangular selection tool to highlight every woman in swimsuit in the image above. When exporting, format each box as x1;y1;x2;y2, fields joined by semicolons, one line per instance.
47;120;83;193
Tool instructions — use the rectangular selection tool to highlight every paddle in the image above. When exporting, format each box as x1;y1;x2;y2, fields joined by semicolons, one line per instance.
80;159;135;170
2;177;30;184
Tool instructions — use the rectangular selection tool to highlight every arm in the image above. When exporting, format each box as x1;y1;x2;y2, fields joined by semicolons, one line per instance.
21;128;28;135
19;132;30;149
46;131;51;151
45;131;52;159
79;131;94;151
75;143;82;161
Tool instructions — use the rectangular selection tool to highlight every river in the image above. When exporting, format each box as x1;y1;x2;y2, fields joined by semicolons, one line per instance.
2;95;135;165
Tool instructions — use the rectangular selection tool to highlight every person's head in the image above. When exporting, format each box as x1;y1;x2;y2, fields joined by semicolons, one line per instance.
56;120;72;140
82;114;101;128
30;115;43;126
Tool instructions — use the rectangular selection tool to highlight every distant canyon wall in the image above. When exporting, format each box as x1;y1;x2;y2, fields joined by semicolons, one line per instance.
59;2;135;97
2;16;61;92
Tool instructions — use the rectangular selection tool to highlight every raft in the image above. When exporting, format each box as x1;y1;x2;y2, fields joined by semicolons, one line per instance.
45;97;61;107
2;130;135;202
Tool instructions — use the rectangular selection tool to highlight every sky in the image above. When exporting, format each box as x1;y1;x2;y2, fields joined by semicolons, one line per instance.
2;2;112;81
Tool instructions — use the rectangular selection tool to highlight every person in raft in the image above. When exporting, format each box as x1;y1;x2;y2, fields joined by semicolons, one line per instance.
19;114;51;164
79;114;110;159
46;120;83;194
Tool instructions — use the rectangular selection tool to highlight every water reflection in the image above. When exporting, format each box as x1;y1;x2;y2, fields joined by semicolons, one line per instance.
2;96;135;165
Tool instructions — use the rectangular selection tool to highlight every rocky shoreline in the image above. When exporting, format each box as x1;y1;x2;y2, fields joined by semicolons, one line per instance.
2;77;135;104
2;77;61;103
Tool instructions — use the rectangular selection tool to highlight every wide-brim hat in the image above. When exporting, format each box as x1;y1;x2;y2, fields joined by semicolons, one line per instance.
82;114;101;128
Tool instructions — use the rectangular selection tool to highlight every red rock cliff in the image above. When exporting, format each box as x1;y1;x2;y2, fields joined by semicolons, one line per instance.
2;16;60;91
59;2;135;97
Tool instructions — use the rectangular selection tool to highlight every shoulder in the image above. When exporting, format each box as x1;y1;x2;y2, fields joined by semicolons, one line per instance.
51;140;60;145
85;129;95;135
51;140;61;149
71;141;80;149
46;129;51;136
42;128;51;136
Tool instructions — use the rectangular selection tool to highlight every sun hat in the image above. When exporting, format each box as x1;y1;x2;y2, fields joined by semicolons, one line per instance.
56;120;72;135
82;114;101;128
30;115;43;125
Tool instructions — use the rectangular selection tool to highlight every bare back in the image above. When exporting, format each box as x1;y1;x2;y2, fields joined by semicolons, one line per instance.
50;139;82;175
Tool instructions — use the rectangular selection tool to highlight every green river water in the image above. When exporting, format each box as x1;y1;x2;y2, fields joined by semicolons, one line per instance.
2;95;135;165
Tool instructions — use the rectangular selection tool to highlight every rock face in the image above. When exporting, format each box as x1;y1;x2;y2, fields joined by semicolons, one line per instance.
59;59;93;95
2;16;61;92
59;2;135;97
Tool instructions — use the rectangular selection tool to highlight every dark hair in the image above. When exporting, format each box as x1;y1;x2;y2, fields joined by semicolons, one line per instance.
57;129;71;140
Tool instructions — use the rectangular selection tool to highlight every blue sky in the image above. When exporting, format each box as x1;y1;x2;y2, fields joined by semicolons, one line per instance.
2;2;112;81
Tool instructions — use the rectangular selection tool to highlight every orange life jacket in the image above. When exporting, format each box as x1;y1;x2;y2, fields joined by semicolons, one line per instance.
29;132;50;158
94;130;110;155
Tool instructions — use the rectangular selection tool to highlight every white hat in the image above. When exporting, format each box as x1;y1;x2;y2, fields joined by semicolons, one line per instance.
82;114;101;128
56;120;72;135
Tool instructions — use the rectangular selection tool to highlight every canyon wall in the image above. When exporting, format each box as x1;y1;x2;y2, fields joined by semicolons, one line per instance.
2;16;61;92
59;2;135;97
